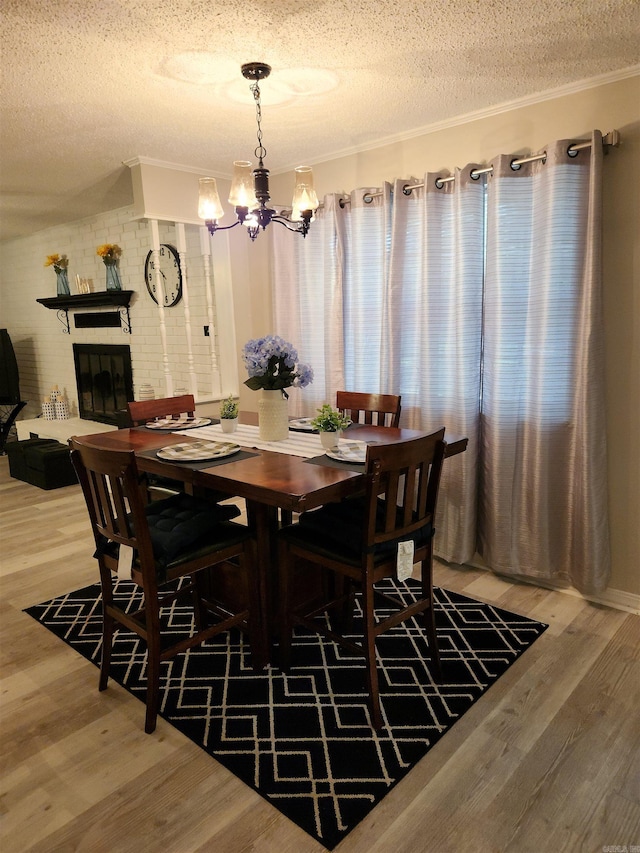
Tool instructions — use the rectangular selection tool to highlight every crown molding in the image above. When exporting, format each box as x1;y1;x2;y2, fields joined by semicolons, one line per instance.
279;65;640;174
123;156;229;180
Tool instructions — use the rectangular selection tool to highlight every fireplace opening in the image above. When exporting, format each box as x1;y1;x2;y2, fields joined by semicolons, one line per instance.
73;344;134;425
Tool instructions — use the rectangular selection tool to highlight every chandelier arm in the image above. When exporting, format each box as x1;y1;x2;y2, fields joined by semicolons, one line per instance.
205;220;242;236
270;215;311;236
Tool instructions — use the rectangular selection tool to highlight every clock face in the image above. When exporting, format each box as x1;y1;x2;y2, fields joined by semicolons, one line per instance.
144;244;183;307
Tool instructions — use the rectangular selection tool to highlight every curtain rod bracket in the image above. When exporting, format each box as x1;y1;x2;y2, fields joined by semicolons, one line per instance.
603;129;620;150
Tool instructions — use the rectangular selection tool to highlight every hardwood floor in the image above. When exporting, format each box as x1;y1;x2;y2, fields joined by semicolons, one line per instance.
1;454;638;852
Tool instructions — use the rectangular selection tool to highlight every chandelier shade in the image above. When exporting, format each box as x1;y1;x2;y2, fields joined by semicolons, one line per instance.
291;166;319;222
198;63;318;241
197;177;224;221
228;161;258;208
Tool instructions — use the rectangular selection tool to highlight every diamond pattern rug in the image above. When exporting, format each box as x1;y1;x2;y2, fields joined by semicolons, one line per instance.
25;580;547;849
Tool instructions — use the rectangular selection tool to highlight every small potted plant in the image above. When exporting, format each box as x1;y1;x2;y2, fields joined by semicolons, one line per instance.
310;404;352;450
219;395;239;433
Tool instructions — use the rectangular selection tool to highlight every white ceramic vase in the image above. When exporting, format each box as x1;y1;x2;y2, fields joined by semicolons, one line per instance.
54;399;70;420
258;389;289;441
42;400;56;421
220;417;238;433
320;429;342;450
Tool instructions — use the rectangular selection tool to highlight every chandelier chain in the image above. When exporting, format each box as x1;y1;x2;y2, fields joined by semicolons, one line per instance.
251;81;267;164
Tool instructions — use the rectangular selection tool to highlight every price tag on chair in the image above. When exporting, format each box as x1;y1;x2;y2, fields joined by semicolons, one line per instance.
397;540;414;582
117;544;134;580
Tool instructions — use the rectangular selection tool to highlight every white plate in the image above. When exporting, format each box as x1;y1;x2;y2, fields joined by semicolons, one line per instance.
156;440;241;462
288;417;317;432
325;441;368;464
145;416;211;430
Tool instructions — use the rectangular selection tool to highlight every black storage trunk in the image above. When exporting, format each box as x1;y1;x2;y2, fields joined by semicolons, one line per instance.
6;438;59;482
23;442;78;490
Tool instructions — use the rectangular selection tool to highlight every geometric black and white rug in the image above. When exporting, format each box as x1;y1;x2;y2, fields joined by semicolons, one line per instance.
26;580;547;849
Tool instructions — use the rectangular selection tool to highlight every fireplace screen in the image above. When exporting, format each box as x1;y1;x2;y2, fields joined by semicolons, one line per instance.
73;344;133;425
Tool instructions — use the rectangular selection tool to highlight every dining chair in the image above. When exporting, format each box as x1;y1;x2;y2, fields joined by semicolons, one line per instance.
70;436;265;734
336;391;402;428
127;394;223;501
127;394;196;426
278;428;446;729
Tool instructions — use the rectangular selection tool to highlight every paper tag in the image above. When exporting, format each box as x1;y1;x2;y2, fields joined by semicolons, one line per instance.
117;544;134;581
397;540;414;581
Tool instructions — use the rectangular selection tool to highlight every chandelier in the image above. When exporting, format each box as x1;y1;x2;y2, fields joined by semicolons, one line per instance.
198;63;319;241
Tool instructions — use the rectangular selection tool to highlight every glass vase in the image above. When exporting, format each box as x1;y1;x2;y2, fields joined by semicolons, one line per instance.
258;390;289;441
55;269;70;296
104;262;122;291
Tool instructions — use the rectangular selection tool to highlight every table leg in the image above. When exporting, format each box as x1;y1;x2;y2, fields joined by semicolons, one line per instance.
246;499;279;665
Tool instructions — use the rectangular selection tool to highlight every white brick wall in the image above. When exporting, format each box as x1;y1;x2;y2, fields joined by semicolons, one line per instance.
0;206;238;419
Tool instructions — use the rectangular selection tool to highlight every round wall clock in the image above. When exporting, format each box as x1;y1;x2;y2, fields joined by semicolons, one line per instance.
144;244;183;307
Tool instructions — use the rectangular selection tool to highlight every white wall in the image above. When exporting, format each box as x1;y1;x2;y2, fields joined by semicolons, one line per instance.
0;207;239;420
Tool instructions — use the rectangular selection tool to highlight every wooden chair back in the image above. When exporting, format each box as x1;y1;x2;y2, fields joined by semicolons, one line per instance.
127;394;196;426
362;428;446;557
69;440;156;578
336;391;402;428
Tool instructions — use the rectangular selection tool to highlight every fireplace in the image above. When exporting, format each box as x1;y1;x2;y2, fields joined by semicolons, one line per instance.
73;344;134;425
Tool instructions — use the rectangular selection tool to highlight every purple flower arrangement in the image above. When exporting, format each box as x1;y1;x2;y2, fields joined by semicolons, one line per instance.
242;335;313;396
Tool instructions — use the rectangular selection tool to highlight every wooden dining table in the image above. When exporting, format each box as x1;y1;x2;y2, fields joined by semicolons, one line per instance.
73;415;468;664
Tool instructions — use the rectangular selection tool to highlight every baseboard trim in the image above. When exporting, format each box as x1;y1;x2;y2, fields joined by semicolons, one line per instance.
560;585;640;616
445;557;640;615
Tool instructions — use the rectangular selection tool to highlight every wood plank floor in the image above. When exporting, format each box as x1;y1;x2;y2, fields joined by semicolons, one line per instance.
1;454;639;853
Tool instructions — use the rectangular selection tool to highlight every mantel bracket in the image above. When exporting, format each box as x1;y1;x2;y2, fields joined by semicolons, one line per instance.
57;308;70;334
118;305;132;334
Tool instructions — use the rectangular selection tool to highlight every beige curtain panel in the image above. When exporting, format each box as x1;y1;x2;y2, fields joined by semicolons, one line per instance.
272;130;610;594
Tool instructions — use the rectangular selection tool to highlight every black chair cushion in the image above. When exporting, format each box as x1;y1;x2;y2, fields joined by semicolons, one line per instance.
290;496;433;563
145;493;240;566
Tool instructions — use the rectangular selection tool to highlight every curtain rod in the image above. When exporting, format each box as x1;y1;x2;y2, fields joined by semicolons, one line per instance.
337;130;620;206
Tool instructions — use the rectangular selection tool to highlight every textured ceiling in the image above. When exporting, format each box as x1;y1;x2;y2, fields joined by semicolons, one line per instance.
1;0;638;242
